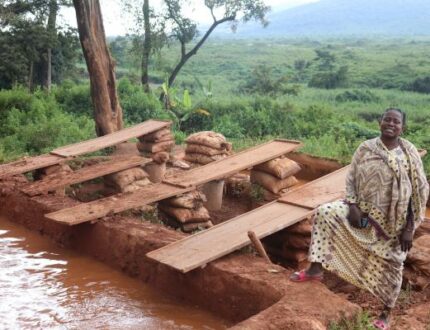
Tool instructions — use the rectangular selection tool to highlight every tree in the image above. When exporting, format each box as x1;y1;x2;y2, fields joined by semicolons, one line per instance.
163;0;269;89
73;0;123;135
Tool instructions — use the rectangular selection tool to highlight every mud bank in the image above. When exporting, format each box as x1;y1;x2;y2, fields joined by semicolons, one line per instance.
0;172;360;328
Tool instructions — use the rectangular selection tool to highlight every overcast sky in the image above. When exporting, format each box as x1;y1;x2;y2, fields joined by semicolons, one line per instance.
60;0;319;36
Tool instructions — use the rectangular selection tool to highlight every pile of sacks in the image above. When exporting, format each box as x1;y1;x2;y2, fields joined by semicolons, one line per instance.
159;191;213;233
34;163;73;196
137;127;175;157
104;167;151;193
265;218;312;268
184;131;232;165
250;157;301;200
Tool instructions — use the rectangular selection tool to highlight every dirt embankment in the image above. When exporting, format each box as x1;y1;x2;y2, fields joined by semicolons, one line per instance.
0;175;360;328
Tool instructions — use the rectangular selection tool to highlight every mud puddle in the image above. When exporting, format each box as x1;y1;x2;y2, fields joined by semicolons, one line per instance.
0;216;228;329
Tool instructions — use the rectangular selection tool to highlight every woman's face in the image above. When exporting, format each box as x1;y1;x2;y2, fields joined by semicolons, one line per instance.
380;110;404;139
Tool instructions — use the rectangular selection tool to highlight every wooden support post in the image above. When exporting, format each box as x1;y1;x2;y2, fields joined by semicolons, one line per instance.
248;230;272;264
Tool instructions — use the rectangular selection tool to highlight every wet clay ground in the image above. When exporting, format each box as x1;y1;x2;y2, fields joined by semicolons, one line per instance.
0;216;228;329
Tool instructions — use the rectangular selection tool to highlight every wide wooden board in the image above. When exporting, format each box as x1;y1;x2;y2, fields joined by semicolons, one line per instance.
146;202;312;273
51;120;170;157
278;166;349;209
163;139;302;188
22;156;151;196
0;154;67;179
45;183;193;226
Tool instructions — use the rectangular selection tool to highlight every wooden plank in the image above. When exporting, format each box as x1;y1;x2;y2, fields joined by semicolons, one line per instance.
163;139;302;188
278;166;349;209
45;183;193;226
0;154;67;179
146;202;312;273
21;156;151;196
51;120;171;157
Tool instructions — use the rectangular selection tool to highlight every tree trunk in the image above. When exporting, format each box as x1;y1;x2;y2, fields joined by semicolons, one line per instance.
43;0;58;91
73;0;123;136
141;0;151;92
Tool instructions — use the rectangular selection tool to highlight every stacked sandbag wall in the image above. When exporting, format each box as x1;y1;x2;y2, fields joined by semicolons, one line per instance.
184;131;232;165
264;217;312;268
250;157;301;201
159;191;213;233
104;167;151;193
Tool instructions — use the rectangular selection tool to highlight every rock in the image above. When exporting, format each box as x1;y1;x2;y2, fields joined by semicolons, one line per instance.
392;303;430;330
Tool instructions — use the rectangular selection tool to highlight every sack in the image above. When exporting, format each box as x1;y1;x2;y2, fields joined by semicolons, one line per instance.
159;205;211;224
161;191;207;209
104;167;148;189
250;170;298;194
185;131;231;150
184;152;227;165
122;178;151;193
139;128;172;142
254;158;301;179
287;219;312;235
284;234;311;250
185;143;230;156
152;152;169;164
407;235;430;276
182;220;213;233
136;140;175;153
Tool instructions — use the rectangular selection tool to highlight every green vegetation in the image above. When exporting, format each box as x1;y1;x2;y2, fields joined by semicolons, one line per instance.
329;311;376;330
0;37;429;177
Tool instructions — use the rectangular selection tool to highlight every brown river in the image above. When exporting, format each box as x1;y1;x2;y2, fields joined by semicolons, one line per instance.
0;216;228;329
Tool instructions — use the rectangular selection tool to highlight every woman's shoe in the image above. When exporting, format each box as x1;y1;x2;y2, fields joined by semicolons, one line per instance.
373;319;389;330
289;269;324;282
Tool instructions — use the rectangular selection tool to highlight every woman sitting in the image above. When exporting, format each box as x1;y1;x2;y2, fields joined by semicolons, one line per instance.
290;108;429;330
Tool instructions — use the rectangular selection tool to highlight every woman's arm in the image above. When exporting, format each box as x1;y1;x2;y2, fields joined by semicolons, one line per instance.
346;145;363;228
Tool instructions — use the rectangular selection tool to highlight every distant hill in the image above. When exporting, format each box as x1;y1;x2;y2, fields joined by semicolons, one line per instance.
212;0;430;37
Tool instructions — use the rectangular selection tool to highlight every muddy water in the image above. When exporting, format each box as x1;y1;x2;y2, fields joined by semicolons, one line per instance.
0;217;228;329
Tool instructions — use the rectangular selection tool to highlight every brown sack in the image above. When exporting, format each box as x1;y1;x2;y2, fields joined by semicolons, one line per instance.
185;131;230;150
136;140;175;153
104;167;148;189
182;220;213;233
407;235;430;276
287;219;313;235
185;143;230;156
161;191;207;209
122;178;151;193
250;170;298;194
152;152;169;164
139;128;171;142
284;234;312;250
184;152;227;165
159;205;211;224
254;158;301;179
267;245;308;262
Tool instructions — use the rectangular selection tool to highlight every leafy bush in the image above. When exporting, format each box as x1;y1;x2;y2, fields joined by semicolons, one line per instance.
405;76;430;94
309;66;349;89
335;90;380;103
54;80;92;116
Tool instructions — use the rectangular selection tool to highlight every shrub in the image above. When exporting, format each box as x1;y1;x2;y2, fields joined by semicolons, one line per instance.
405;76;430;94
335;89;380;103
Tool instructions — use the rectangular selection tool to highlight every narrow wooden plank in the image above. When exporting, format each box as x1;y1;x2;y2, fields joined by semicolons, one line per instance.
51;120;171;157
45;183;193;226
163;139;302;188
0;154;67;179
22;156;151;196
278;166;349;209
146;202;312;273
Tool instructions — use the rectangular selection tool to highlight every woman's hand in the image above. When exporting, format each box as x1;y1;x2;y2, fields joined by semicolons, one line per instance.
400;228;414;252
348;204;362;228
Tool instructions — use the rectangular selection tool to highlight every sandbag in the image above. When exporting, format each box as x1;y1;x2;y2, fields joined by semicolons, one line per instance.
152;152;169;164
254;158;301;179
161;191;207;209
159;205;211;224
185;131;231;150
284;234;311;250
184;152;227;165
182;220;213;233
136;140;175;153
250;170;298;194
287;219;313;235
139;128;172;142
407;235;430;276
104;167;148;189
122;178;151;193
185;143;230;156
